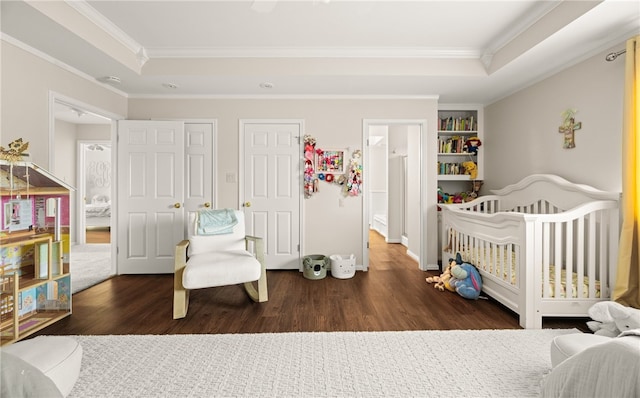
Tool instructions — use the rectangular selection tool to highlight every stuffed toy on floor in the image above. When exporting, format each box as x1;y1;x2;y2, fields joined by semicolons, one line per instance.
587;301;640;337
425;259;455;292
449;253;483;300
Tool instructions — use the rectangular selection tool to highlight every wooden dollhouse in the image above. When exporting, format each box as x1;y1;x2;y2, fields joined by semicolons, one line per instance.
0;160;74;345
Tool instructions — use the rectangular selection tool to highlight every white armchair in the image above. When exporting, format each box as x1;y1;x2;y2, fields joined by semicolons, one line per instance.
173;210;268;319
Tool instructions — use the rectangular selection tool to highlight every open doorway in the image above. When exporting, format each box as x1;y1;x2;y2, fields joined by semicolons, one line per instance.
50;93;120;292
362;120;425;271
78;141;112;244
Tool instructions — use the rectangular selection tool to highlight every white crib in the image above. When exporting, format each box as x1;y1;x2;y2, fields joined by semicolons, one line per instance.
440;174;620;329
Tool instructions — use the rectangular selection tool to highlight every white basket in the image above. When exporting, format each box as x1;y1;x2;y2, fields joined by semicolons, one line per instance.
329;254;356;279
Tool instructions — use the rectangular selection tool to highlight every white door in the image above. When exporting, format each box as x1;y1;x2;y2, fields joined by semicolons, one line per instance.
242;121;302;270
183;123;214;235
117;120;185;274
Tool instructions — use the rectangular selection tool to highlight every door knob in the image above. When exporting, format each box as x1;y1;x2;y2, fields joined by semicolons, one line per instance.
203;202;211;208
243;201;251;207
174;202;181;208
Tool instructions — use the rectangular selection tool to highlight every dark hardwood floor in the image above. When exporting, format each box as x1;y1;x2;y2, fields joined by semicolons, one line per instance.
34;231;589;337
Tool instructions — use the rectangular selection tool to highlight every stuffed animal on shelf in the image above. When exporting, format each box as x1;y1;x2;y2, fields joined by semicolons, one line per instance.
465;180;483;201
462;161;478;180
587;301;640;337
464;137;482;154
449;253;483;300
425;259;456;292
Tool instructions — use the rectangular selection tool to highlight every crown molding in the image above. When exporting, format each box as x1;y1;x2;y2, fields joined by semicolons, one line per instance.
128;94;440;100
481;1;561;69
145;47;482;59
65;0;149;67
1;33;129;98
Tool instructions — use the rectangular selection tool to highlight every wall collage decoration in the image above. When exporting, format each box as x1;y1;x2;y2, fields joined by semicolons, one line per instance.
303;134;362;199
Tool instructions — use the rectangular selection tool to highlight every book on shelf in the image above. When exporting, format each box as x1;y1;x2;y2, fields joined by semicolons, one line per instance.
437;161;476;176
438;116;477;132
438;136;469;154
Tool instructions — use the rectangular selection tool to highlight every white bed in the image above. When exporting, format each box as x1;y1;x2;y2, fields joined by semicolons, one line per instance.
440;174;620;329
85;195;111;229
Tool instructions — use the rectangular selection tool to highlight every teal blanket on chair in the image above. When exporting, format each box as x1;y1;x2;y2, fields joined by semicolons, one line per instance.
197;209;238;235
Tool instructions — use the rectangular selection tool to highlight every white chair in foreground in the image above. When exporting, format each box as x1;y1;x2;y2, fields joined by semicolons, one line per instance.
173;209;268;319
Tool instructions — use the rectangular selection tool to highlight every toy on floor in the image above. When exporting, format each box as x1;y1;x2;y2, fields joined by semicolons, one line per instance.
586;301;640;337
425;259;455;292
449;253;483;300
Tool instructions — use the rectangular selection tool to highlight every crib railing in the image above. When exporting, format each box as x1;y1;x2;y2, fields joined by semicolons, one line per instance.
441;199;619;328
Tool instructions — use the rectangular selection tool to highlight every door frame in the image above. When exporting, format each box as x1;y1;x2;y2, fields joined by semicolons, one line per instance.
362;119;428;271
48;92;121;276
238;119;304;271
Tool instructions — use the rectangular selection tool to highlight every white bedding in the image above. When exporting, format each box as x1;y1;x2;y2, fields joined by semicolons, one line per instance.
85;202;110;218
540;329;640;397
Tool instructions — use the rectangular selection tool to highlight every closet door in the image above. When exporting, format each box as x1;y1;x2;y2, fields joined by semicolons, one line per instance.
183;123;214;235
117;120;185;274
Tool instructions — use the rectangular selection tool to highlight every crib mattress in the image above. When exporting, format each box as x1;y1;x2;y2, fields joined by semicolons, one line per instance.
445;248;601;299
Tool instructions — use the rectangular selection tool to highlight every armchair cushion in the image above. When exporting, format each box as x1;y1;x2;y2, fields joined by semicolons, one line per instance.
183;250;261;290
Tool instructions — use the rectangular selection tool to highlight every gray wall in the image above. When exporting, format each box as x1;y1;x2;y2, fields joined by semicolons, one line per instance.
484;44;625;194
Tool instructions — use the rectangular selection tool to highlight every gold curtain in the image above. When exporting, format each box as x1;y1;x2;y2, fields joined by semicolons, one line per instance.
613;35;640;308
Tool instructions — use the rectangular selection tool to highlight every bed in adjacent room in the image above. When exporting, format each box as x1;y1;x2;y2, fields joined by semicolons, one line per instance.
85;195;111;229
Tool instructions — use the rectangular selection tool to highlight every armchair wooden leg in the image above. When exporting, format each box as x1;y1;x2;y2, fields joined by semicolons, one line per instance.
173;272;190;319
244;268;268;303
174;240;190;319
244;235;268;303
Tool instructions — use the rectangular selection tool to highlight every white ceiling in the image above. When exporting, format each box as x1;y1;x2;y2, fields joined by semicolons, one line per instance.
2;0;639;105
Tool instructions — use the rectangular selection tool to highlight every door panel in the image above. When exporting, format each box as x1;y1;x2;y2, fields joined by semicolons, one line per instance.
243;122;301;270
117;120;185;274
184;123;213;227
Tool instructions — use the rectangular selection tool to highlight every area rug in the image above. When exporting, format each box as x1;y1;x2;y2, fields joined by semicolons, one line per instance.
70;244;112;294
66;328;578;397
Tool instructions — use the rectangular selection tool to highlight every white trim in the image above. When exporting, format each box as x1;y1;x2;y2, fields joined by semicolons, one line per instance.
239;119;305;271
147;47;481;59
48;92;121;274
480;1;561;68
362;119;427;272
4;34;129;97
48;92;123;171
66;0;149;67
129;94;441;100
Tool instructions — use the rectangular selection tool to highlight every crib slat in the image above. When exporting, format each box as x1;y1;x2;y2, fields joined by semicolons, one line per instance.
576;216;585;298
565;221;573;299
543;222;550;298
600;210;609;297
588;213;596;299
554;222;563;298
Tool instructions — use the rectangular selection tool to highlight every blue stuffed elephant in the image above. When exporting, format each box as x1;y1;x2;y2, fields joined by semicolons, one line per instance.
450;253;483;300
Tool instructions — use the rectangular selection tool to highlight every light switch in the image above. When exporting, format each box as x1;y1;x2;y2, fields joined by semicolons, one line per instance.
226;173;236;183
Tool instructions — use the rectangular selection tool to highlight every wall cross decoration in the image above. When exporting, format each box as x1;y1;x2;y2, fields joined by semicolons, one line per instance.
558;109;582;149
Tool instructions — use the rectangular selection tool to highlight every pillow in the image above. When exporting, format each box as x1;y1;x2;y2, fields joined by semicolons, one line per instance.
541;335;640;397
187;210;246;256
1;352;63;398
